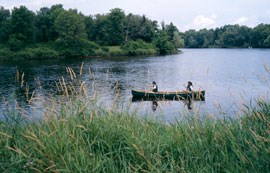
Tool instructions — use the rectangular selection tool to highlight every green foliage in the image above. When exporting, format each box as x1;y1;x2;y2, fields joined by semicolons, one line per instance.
7;33;26;51
35;4;64;42
89;8;126;46
0;4;182;59
85;15;95;41
0;70;269;172
0;46;59;60
54;10;98;57
121;39;157;55
250;24;270;48
2;3;270;60
54;10;87;40
125;14;158;43
264;35;270;48
55;38;99;57
0;6;10;43
0;48;14;60
164;22;184;48
183;24;270;48
0;96;270;172
217;25;251;48
184;29;216;48
8;6;35;48
172;31;185;48
105;8;125;45
16;47;59;60
89;14;108;45
0;6;10;25
155;31;176;54
107;46;128;56
94;46;110;57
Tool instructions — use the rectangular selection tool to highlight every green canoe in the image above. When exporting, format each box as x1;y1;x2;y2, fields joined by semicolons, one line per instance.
131;89;205;101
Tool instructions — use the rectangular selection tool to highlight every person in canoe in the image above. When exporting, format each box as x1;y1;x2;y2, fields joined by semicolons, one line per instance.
186;81;193;109
151;81;158;92
186;81;193;91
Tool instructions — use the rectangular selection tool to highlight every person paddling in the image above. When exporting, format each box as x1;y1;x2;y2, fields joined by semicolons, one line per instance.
186;81;193;109
186;81;193;91
151;81;158;92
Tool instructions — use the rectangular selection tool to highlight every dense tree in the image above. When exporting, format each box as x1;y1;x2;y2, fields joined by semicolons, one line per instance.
87;8;126;46
1;4;270;61
250;24;270;48
105;8;125;45
155;30;175;54
164;23;178;41
124;14;141;41
137;15;156;42
184;25;256;48
54;10;97;57
8;6;35;50
0;7;9;25
199;29;215;48
183;30;201;48
35;4;64;43
125;14;158;43
84;15;95;41
216;25;251;48
264;35;270;48
91;14;108;45
0;6;10;43
164;22;184;48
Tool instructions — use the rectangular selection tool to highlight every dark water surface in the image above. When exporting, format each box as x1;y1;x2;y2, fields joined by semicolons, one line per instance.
1;49;270;121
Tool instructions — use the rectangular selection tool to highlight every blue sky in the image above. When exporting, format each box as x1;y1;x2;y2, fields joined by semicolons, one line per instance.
1;0;270;31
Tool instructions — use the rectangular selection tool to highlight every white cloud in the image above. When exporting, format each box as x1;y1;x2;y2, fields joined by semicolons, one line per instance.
189;15;216;30
210;14;217;19
233;17;248;25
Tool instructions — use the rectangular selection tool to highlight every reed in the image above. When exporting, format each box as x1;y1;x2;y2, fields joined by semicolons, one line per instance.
0;68;269;173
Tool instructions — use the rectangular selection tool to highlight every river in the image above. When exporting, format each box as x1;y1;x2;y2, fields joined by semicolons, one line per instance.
0;49;270;121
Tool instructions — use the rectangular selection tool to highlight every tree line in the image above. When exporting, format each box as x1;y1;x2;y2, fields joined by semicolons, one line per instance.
183;24;270;48
0;5;183;60
0;4;269;61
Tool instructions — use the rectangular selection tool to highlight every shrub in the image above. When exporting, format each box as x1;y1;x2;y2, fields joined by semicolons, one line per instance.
0;49;15;61
7;33;26;51
121;40;157;55
54;38;99;58
14;47;59;60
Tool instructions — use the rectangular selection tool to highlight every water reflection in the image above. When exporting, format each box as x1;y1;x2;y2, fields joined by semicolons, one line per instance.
152;100;158;112
184;98;192;110
132;95;201;113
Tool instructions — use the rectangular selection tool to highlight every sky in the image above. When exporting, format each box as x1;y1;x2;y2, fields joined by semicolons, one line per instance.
1;0;270;32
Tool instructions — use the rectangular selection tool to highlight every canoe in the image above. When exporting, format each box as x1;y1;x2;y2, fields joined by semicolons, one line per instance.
131;89;205;101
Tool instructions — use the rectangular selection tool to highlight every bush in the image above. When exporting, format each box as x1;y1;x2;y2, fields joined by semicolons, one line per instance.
106;46;128;56
55;38;99;58
121;40;157;55
109;49;128;56
101;46;109;52
0;49;15;61
14;47;59;60
7;33;26;51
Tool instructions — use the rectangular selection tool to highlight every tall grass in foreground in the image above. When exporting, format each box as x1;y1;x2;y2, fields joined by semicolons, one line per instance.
0;68;270;173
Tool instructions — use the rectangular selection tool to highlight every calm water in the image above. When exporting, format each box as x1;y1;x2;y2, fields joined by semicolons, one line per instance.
0;49;270;121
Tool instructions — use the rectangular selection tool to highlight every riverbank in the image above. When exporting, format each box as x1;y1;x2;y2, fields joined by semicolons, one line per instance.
0;45;160;61
0;93;269;172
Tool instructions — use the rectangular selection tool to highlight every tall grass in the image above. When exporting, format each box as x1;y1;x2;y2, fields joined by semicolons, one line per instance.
0;67;269;172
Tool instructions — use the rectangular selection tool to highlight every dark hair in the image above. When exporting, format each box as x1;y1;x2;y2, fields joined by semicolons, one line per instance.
188;81;192;86
152;81;156;84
